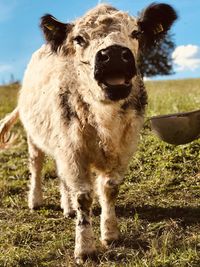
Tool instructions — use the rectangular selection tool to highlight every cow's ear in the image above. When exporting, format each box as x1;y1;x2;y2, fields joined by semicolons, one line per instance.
40;14;73;52
138;3;178;47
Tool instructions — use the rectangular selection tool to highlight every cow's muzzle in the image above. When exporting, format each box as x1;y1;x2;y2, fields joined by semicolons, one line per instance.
94;45;137;101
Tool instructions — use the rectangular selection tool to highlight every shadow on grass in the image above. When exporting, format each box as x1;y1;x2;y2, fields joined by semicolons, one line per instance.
93;203;200;224
115;203;200;224
44;203;62;211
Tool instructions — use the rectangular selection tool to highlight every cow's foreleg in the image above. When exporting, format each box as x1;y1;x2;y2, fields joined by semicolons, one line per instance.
74;189;96;263
27;136;44;209
57;159;96;264
97;174;121;247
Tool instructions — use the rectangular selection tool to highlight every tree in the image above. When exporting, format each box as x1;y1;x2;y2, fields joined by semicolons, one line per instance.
8;74;20;85
138;33;175;78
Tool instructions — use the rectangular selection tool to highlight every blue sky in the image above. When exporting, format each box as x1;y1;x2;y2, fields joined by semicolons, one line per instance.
0;0;200;83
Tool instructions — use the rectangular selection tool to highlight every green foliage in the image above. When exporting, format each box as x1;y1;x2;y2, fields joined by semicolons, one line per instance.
139;33;175;77
0;80;200;266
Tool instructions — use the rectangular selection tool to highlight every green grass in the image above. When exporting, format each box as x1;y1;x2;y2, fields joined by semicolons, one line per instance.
0;79;200;267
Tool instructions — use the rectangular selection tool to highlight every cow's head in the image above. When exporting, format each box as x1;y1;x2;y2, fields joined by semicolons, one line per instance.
41;3;177;103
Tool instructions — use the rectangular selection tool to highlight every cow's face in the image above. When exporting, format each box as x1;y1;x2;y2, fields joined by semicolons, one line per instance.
41;3;177;103
71;7;139;103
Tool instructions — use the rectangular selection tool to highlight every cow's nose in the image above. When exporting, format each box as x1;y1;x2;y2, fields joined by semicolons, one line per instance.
94;45;136;82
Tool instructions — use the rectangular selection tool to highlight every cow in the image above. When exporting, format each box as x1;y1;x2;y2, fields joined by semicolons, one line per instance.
0;3;177;264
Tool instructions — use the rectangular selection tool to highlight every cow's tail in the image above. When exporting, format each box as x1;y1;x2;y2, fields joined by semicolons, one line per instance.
0;107;19;150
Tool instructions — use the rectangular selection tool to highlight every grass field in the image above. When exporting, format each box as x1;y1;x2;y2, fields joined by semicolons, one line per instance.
0;79;200;267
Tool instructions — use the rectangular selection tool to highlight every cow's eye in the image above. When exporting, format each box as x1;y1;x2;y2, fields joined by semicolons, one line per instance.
131;30;143;39
73;35;86;46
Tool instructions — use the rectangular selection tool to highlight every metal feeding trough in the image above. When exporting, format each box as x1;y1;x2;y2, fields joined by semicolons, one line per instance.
150;109;200;145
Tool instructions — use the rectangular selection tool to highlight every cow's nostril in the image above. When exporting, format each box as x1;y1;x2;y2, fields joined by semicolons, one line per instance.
98;50;110;63
121;50;131;63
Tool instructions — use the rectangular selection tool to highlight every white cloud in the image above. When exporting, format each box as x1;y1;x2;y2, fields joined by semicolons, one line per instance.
143;77;151;81
0;64;12;73
172;45;200;71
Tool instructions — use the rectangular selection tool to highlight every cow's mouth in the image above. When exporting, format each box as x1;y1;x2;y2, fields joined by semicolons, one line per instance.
94;45;136;101
99;75;132;101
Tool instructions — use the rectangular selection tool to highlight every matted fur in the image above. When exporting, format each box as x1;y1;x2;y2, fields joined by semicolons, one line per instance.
0;3;177;263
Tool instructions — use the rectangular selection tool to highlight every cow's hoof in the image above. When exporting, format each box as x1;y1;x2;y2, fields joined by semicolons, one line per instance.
75;251;97;265
64;210;76;219
28;196;43;210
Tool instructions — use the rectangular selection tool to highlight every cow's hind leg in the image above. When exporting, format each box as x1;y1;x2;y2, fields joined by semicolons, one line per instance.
60;180;76;218
97;174;121;247
27;136;44;209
